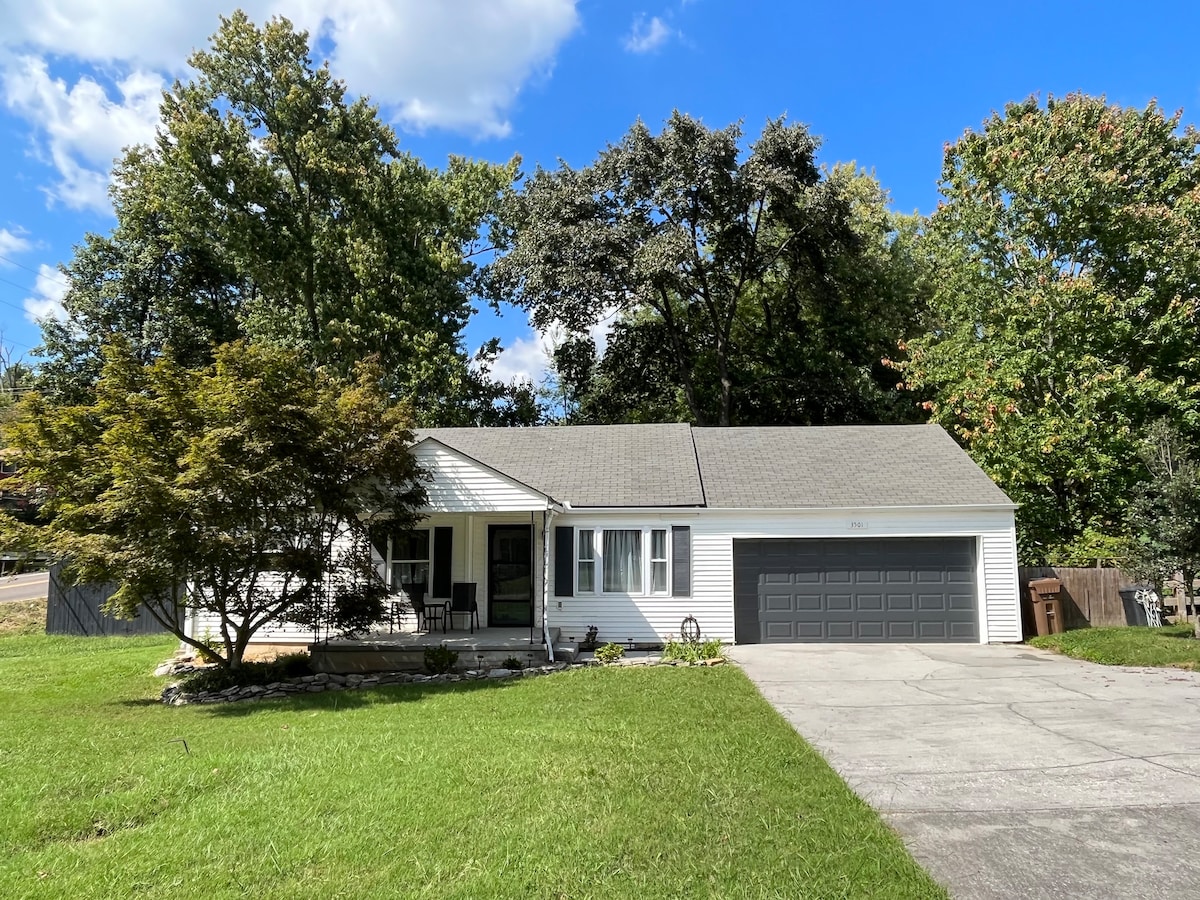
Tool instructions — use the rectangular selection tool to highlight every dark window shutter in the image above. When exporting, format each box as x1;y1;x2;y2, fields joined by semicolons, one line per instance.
554;526;574;597
432;527;453;598
672;525;691;597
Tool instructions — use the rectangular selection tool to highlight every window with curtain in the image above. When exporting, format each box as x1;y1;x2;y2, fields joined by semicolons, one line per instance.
390;529;429;595
578;529;595;592
602;529;642;593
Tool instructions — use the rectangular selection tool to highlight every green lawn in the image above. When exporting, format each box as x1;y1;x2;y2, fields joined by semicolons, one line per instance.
1030;623;1200;669
0;634;944;900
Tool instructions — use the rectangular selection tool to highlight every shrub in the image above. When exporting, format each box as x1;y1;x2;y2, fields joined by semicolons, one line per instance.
501;656;525;670
424;644;459;675
662;636;724;663
178;652;314;694
594;642;625;664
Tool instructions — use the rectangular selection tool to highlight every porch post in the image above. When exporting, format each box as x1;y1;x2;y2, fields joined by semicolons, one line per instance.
542;507;555;660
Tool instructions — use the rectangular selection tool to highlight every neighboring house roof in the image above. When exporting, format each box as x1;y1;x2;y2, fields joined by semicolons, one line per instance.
414;423;706;508
414;423;1013;510
690;425;1013;509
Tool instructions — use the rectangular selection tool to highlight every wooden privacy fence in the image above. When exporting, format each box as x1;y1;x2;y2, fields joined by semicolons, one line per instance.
44;563;176;637
1018;566;1131;630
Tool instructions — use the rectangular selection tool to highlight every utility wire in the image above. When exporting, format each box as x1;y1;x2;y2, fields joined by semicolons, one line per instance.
0;254;71;290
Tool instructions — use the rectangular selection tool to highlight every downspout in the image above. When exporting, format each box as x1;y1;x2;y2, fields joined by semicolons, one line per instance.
542;506;555;662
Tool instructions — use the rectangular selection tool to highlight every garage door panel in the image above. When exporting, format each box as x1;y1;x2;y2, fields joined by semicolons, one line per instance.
763;593;795;611
949;592;975;610
825;593;853;611
918;593;949;610
918;621;950;639
734;537;978;644
856;593;883;611
764;621;796;640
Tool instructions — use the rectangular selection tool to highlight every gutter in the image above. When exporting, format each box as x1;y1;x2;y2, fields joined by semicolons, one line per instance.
556;502;1017;513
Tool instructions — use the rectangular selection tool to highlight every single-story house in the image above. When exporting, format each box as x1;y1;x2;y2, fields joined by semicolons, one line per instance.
202;423;1020;649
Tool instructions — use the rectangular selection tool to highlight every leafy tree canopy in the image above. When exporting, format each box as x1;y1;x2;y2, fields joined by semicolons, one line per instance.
38;12;533;425
900;94;1200;563
2;340;427;668
487;112;926;426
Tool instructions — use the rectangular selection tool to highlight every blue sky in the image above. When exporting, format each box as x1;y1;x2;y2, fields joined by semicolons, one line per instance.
1;0;1198;382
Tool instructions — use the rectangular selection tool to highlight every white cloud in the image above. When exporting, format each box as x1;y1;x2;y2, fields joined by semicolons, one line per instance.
0;227;33;261
323;1;580;137
489;310;617;385
3;57;163;210
623;14;673;53
0;1;581;210
23;263;69;323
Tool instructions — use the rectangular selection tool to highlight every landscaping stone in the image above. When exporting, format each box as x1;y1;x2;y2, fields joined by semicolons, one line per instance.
157;648;726;706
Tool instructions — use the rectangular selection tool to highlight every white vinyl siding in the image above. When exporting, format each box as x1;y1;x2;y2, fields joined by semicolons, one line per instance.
412;440;551;512
980;528;1021;642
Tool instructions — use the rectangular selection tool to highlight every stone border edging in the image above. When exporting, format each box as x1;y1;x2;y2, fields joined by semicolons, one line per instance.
160;655;727;705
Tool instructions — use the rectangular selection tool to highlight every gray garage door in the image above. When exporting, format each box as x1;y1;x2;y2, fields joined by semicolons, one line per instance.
733;537;977;643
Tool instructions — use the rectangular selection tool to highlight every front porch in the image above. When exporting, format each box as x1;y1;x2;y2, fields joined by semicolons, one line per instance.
309;627;567;674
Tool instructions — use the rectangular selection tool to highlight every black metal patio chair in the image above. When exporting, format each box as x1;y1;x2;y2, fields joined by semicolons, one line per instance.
448;582;479;634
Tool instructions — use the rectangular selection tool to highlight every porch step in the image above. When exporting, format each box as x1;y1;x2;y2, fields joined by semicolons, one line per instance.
552;640;580;663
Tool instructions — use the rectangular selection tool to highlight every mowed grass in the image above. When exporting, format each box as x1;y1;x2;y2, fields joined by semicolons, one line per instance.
1031;623;1200;669
0;634;944;900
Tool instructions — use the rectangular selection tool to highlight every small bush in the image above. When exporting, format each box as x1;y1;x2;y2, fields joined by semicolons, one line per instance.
424;644;459;675
501;656;525;670
178;652;314;694
662;636;724;663
594;642;624;664
273;652;313;679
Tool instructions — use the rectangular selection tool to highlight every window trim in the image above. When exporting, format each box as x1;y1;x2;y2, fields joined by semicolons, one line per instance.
577;529;596;594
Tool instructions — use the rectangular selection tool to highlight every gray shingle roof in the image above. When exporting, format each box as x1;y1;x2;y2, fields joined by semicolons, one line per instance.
415;424;1013;510
691;425;1013;508
415;424;706;507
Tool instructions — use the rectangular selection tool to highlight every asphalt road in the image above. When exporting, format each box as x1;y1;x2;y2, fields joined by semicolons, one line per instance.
0;570;49;603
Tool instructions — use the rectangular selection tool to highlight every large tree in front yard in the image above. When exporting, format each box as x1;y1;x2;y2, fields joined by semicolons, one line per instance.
2;341;426;668
38;11;532;425
900;94;1200;563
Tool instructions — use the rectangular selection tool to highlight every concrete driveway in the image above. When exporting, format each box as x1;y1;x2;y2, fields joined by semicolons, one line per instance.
729;643;1200;900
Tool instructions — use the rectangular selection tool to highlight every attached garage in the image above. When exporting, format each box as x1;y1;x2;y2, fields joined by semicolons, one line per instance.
733;537;978;643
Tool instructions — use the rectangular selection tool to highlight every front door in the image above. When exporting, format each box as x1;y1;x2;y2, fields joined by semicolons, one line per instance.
488;524;533;627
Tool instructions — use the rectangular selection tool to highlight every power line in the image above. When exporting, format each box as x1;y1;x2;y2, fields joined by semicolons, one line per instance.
0;254;72;290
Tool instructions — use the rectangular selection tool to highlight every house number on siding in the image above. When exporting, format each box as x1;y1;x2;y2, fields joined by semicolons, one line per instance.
848;520;868;530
